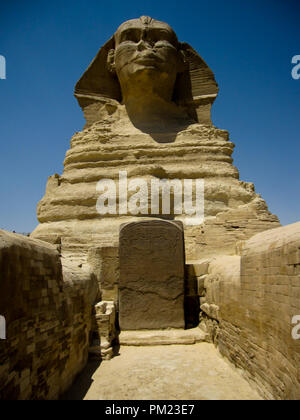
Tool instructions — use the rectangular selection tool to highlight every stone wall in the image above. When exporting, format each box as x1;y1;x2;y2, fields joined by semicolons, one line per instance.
200;222;300;400
88;246;119;303
0;230;97;400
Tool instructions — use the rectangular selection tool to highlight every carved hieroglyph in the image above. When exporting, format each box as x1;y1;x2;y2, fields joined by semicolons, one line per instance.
119;220;185;330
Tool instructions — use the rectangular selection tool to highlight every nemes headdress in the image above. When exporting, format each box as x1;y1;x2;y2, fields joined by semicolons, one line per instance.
74;17;219;124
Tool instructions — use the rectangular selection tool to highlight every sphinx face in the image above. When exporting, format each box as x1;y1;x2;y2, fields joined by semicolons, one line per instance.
111;18;182;99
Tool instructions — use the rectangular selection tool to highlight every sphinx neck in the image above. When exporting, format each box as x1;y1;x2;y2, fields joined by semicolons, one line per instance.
121;84;187;133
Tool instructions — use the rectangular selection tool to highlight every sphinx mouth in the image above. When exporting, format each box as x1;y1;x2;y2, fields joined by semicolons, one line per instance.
133;53;162;65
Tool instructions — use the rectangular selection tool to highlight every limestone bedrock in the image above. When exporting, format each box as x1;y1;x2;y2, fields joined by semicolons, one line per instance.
31;16;280;269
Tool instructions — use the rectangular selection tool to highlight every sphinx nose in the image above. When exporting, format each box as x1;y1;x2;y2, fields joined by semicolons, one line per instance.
137;39;152;51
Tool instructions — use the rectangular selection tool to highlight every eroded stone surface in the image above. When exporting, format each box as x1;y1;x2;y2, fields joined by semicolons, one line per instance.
31;17;280;270
87;246;119;302
119;220;185;330
90;301;116;360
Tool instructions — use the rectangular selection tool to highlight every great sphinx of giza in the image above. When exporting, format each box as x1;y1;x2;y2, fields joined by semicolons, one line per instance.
31;16;280;263
1;16;300;401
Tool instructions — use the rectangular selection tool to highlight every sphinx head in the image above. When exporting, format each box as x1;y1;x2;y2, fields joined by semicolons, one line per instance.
107;16;186;103
75;16;219;128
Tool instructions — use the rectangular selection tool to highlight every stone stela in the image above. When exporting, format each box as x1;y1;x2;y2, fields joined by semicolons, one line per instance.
119;220;185;330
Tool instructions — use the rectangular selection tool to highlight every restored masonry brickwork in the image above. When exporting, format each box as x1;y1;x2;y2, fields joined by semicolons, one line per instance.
200;222;300;400
0;230;97;400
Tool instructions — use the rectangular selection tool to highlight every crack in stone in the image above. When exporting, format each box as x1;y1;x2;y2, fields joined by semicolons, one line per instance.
119;286;184;301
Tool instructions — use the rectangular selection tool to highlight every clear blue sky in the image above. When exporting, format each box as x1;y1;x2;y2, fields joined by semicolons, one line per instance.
0;0;299;232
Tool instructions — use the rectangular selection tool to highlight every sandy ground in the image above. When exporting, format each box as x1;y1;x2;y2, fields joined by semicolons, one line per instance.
63;343;262;400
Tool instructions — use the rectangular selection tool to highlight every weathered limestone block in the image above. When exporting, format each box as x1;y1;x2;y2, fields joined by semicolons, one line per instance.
119;220;185;330
200;303;220;320
91;301;116;360
87;246;119;302
188;260;211;277
119;327;207;346
197;276;207;297
186;260;211;297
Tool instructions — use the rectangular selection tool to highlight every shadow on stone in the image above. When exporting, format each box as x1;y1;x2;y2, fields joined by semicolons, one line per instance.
60;360;101;400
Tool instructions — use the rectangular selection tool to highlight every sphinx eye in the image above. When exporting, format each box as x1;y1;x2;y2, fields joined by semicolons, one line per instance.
120;29;140;43
154;30;173;43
